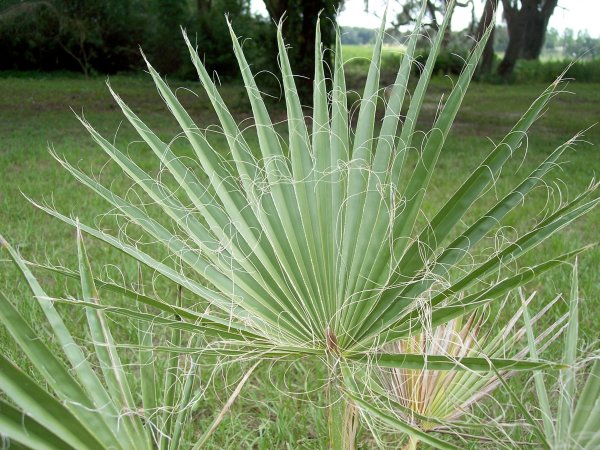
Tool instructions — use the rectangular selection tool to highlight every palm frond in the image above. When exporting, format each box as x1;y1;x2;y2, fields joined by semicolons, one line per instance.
1;1;598;447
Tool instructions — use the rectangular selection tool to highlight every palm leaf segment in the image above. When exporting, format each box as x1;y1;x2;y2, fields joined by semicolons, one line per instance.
0;232;163;450
0;231;259;449
33;1;597;370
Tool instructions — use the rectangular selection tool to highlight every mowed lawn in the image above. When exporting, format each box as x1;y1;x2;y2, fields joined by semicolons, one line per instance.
1;73;599;447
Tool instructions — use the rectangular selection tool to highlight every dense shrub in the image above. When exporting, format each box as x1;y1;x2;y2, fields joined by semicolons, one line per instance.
0;1;149;75
413;48;470;76
0;0;276;80
181;0;276;81
512;58;600;83
477;58;600;84
344;48;470;89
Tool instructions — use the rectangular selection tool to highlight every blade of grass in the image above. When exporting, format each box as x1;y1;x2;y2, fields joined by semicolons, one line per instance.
557;259;579;444
192;361;260;449
521;290;554;442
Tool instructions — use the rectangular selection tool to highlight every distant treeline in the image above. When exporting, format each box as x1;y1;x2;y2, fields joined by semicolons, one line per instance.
342;25;600;61
0;0;277;79
340;27;376;45
494;26;599;59
1;0;598;81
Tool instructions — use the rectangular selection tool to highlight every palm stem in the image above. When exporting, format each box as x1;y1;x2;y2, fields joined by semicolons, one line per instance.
327;356;358;449
327;393;357;450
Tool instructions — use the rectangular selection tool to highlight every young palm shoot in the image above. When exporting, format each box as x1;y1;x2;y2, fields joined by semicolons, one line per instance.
351;293;567;449
524;261;600;449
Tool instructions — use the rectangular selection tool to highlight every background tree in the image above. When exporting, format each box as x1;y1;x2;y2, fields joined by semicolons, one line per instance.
151;0;188;74
389;0;474;48
543;26;559;51
0;0;149;76
498;0;558;78
564;30;598;59
0;0;273;79
189;0;276;80
340;26;376;45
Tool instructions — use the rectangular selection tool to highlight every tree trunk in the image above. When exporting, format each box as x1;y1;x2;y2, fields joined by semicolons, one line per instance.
298;0;320;99
521;13;545;59
521;0;557;59
478;27;495;74
197;0;211;16
497;0;558;79
475;0;498;75
497;0;526;78
497;16;525;77
440;1;453;49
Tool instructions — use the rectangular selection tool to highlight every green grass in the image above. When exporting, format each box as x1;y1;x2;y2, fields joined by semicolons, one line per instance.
343;44;405;61
1;73;599;447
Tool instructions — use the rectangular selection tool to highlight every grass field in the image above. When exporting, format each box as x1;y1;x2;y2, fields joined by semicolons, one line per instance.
343;44;406;61
1;73;599;447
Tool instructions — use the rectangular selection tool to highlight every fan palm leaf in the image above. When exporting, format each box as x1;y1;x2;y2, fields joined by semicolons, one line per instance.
1;0;598;447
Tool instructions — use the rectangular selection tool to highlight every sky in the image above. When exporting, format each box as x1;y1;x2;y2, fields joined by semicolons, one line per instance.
251;1;600;38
